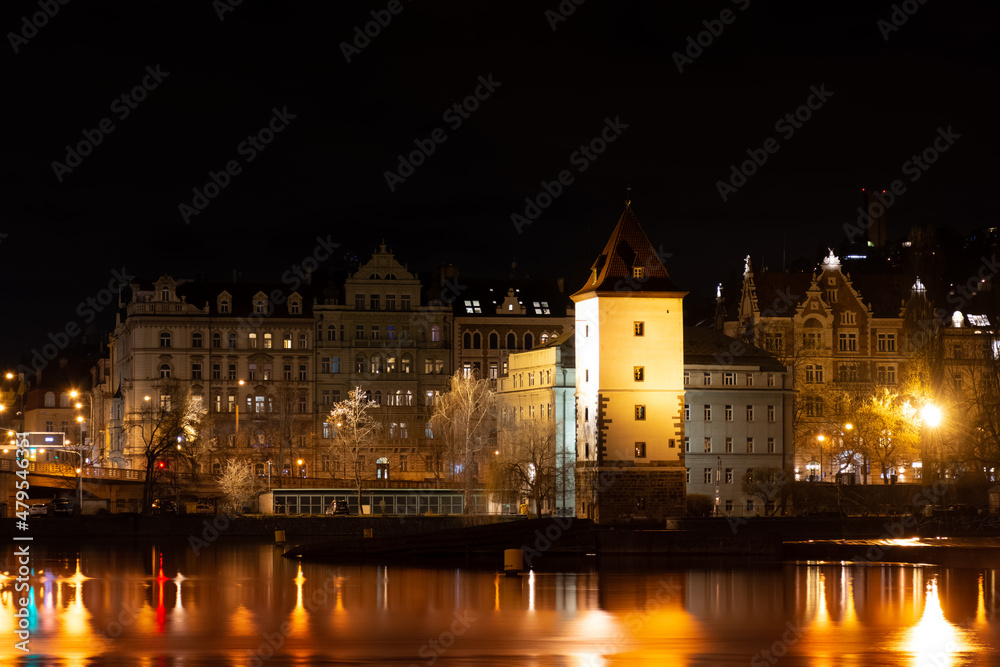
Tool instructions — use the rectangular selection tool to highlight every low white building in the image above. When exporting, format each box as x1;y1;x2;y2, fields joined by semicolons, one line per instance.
497;331;576;516
682;327;793;516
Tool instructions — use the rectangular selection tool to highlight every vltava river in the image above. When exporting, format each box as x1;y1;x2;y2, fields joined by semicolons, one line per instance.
2;538;999;665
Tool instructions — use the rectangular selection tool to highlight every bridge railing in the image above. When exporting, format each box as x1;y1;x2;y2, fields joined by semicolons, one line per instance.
0;458;146;481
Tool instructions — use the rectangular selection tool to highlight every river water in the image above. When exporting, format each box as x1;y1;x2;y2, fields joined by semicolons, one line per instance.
2;537;999;666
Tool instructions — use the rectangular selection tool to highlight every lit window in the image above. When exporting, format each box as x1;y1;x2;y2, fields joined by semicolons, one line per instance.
634;321;644;336
635;405;646;420
634;366;644;382
633;267;644;279
464;300;482;314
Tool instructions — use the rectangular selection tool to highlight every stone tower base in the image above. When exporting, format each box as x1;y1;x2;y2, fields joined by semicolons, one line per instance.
575;462;685;524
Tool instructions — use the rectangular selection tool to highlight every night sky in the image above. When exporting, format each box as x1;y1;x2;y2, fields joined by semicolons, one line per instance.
2;1;997;370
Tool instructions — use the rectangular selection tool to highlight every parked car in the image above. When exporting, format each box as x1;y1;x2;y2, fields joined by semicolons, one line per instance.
152;499;178;515
52;498;78;516
326;500;350;516
28;502;51;517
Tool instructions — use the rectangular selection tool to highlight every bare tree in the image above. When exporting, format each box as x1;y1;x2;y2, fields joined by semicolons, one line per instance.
125;381;204;514
490;417;559;518
742;466;787;516
432;371;497;514
329;387;381;510
217;458;258;514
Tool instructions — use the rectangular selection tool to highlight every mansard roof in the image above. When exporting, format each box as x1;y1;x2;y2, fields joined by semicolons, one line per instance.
571;205;684;300
448;278;573;318
683;326;786;372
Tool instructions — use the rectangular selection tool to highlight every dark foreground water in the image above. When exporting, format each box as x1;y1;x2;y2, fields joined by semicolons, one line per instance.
2;537;1000;666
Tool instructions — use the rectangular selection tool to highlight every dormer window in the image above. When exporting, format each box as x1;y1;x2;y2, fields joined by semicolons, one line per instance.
161;287;170;302
290;300;300;314
633;267;644;279
464;300;482;314
220;300;230;314
254;300;265;314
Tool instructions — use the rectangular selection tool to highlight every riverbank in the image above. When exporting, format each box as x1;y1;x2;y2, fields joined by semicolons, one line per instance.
7;514;1000;566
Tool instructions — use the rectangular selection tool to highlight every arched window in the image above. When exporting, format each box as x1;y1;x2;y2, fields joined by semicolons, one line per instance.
463;332;472;349
540;333;549;343
401;354;413;374
506;333;516;350
160;364;171;379
386;355;396;373
371;354;382;374
327;324;336;341
489;332;499;349
212;461;221;475
405;390;413;406
44;391;55;408
473;333;481;349
374;390;382;406
431;325;440;342
524;332;534;350
376;457;389;480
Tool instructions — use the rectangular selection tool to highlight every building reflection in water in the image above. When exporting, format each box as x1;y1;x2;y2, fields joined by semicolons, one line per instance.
1;542;999;665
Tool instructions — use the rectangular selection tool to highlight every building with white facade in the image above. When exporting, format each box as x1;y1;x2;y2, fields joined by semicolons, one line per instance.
497;331;576;516
681;326;792;516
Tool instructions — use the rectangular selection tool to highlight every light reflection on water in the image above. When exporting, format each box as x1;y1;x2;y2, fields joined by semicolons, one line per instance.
0;539;998;666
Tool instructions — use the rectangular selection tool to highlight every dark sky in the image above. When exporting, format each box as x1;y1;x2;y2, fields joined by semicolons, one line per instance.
2;1;997;370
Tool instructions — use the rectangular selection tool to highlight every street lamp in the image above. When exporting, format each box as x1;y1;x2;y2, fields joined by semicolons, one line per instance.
816;434;826;481
920;403;943;482
234;379;245;440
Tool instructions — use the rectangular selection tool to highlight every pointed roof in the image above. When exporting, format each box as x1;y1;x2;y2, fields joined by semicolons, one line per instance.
571;205;684;301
